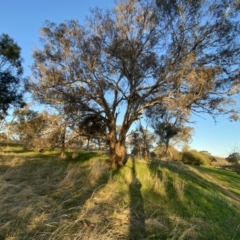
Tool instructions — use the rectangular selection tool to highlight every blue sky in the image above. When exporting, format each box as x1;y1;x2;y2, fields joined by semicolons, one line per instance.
1;0;239;157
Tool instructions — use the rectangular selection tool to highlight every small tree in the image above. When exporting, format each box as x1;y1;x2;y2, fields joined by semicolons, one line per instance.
128;121;156;160
11;108;61;152
149;105;193;159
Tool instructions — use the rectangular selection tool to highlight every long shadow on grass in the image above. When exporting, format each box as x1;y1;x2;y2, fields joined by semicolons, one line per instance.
128;157;146;240
59;167;108;212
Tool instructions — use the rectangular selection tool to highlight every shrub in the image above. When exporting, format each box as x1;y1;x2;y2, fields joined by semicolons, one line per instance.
200;150;217;162
0;132;7;142
24;137;56;152
182;150;210;166
233;164;240;174
171;147;182;161
226;152;240;163
154;145;182;161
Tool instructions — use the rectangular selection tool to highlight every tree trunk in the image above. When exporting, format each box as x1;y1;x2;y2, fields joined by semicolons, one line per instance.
110;141;126;168
108;120;130;168
165;141;172;161
60;125;67;159
143;148;150;161
61;133;65;154
86;136;90;151
60;134;67;159
97;139;101;150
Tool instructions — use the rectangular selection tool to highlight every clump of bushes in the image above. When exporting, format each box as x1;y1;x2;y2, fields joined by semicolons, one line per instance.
182;149;210;166
23;137;56;152
226;152;240;174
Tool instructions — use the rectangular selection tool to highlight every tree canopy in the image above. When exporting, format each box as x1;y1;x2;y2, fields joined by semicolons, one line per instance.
0;34;25;119
27;0;240;167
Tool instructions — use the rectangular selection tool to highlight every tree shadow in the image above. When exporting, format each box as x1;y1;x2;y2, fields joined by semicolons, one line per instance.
128;157;146;239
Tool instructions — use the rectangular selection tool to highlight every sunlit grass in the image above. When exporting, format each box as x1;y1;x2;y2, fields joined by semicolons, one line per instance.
196;166;240;196
0;144;240;239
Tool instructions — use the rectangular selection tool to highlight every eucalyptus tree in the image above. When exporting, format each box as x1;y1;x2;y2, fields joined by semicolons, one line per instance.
0;34;25;119
27;0;240;168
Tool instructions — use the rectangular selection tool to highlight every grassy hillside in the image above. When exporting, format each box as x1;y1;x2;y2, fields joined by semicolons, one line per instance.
0;143;240;239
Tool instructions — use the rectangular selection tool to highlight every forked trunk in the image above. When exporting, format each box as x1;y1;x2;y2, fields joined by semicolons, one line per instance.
108;121;129;168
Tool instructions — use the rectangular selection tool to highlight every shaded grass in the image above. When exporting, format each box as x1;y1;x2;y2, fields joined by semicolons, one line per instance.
0;146;240;239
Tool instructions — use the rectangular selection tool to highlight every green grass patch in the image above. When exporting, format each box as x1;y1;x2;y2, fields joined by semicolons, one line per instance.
194;166;240;196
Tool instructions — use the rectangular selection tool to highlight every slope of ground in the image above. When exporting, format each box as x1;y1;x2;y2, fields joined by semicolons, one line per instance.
0;143;240;239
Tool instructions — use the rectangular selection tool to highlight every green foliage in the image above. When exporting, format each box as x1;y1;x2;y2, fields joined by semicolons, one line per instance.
226;152;240;163
226;152;240;174
233;164;240;174
182;149;210;166
154;121;180;145
0;34;24;118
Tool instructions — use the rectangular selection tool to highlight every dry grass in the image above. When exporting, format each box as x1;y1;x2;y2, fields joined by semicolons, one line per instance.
211;157;230;167
0;147;128;239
